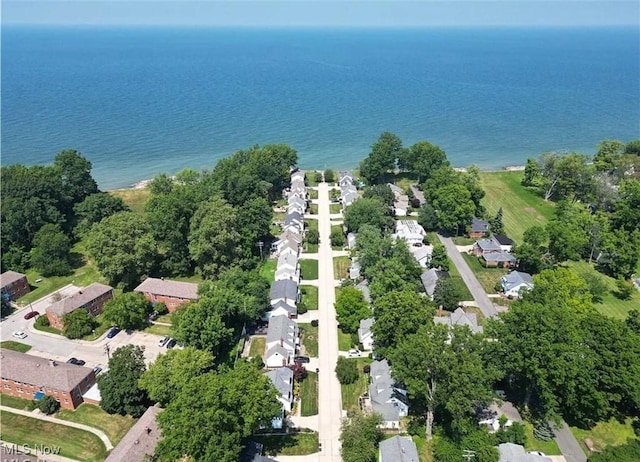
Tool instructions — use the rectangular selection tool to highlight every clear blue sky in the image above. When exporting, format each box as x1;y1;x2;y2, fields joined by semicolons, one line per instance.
3;1;638;27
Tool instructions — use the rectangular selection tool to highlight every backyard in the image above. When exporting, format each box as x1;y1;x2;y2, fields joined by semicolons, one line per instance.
570;417;636;454
57;403;137;446
341;357;372;411
300;285;318;310
330;203;342;214
333;256;350;280
248;336;266;358
299;259;319;280
260;259;277;283
461;252;508;294
254;432;319;456
299;371;318;416
299;323;318;357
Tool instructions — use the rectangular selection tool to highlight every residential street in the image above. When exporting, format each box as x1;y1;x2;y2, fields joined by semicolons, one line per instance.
437;234;499;318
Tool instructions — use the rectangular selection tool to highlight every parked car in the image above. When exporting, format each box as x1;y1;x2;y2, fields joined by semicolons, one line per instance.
24;311;39;320
66;357;86;366
347;349;360;358
294;356;310;364
106;327;121;339
93;366;103;375
166;338;177;349
158;336;169;347
12;331;27;339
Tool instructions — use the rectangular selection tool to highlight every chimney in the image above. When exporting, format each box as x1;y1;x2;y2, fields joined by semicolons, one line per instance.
280;338;284;347
49;359;56;367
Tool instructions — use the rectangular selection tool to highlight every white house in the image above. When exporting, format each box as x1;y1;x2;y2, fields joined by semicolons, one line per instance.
358;318;374;351
395;220;426;246
266;367;294;429
434;307;483;334
275;253;299;282
291;171;305;184
500;271;534;298
263;300;297;320
265;315;298;368
339;171;354;187
270;279;299;307
411;245;433;268
493;234;515;253
367;360;409;428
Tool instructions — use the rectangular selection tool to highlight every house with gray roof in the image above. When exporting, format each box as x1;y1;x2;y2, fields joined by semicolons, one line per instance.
387;183;404;197
284;211;304;228
263;300;297;320
482;251;517;268
339;171;354;187
420;268;450;299
411;245;432;268
498;443;552;462
266;367;294;429
367;360;409;428
473;237;503;256
46;283;114;330
469;217;490;237
347;232;357;250
349;258;361;281
265;315;298;368
500;271;534;298
270;279;299;306
494;233;515;252
410;185;425;206
394;195;410;217
434;307;483;334
105;405;162;462
356;280;372;303
275;253;300;282
291;170;305;183
379;435;419;462
278;239;300;258
395;220;426;246
358;318;374;351
341;187;359;208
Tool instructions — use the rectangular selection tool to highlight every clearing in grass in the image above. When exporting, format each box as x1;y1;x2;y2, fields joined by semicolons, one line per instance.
254;432;319;456
333;256;350;280
299;371;318;416
300;285;318;310
299;259;319;280
56;403;137;446
299;323;319;357
108;188;151;215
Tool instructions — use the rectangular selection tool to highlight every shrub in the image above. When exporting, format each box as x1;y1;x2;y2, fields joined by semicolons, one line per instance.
35;315;50;328
614;279;634;300
38;395;60;415
496;421;527;445
311;319;319;328
335;357;358;384
250;355;264;369
155;302;168;315
62;309;96;339
330;229;346;247
363;364;371;374
297;301;308;315
313;172;323;183
306;229;319;245
324;169;335;183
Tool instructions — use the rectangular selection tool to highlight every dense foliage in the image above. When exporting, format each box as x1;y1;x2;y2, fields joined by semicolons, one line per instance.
98;345;150;417
340;411;383;462
102;292;152;330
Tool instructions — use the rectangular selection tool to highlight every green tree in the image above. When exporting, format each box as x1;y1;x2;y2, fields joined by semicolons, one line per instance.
172;298;235;356
335;287;371;333
236;197;273;263
340;411;383;462
624;140;640;155
53;149;98;208
512;226;549;274
579;271;608;303
489;207;504;235
38;395;60;415
546;202;592;262
597;228;640;279
306;229;319;245
433;277;462;311
102;292;152;330
588;439;640;462
156;361;281;462
429;243;450;271
363;184;395;207
389;324;497;439
360;132;404;184
86;212;158;289
613;179;640;232
418;203;439;231
62;309;97;339
1;298;13;318
139;347;214;406
324;169;335;183
527;268;593;315
402;140;449;182
343;197;393;233
594;139;625;172
626;309;640;334
98;345;149;417
30;223;71;276
432;184;476;235
74;192;128;237
330;228;346;247
521;158;540;186
335;357;358;384
188;198;244;279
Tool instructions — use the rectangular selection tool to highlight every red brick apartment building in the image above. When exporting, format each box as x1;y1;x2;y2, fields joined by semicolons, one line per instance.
46;283;114;330
0;349;96;409
134;277;198;312
0;271;30;300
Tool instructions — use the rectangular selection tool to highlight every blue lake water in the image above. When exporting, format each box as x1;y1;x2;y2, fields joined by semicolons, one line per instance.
2;26;639;189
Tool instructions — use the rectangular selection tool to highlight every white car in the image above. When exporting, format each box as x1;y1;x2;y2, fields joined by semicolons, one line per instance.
347;349;360;358
12;331;27;339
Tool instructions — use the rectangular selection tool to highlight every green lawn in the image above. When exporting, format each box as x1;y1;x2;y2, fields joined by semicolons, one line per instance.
301;285;319;310
462;253;508;294
452;236;477;246
570;417;636;454
299;323;319;357
333;256;350;279
155;313;174;324
249;336;266;358
255;433;319;456
299;259;319;280
57;403;137;446
566;260;640;319
446;258;474;301
172;274;204;284
143;323;172;336
330;203;342;214
0;410;108;462
304;241;319;253
109;188;151;215
341;358;372;411
479;171;556;243
306;171;321;186
34;322;63;335
309;189;319;200
0;394;37;411
338;327;353;351
300;372;318;416
0;341;32;353
307;219;318;233
309;204;319;215
523;422;562;455
261;259;277;283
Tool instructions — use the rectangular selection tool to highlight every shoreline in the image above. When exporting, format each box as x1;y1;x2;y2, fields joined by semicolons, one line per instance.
122;164;526;191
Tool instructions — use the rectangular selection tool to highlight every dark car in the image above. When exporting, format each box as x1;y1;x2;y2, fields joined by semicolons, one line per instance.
24;311;39;320
294;356;310;364
66;357;86;366
106;327;121;339
166;338;177;349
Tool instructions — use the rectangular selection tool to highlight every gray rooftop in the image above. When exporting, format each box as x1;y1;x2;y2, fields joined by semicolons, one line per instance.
369;360;409;422
270;300;296;316
266;315;298;349
47;283;114;316
356;280;372;303
0;349;94;392
483;252;517;263
105;405;162;462
270;279;298;302
0;271;26;288
277;252;298;270
501;271;534;292
358;318;374;337
284;211;303;226
471;217;490;233
266;367;293;400
387;183;404;196
434;307;483;334
498;443;552;462
134;277;198;300
420;268;450;297
379;436;420;462
475;238;502;253
410;185;426;205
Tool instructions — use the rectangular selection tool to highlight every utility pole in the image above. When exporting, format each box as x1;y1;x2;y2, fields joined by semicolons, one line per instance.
104;344;111;361
257;241;264;260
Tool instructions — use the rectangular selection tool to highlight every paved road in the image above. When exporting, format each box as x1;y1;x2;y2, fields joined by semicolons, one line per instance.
0;405;114;450
553;421;587;462
437;234;498;318
315;182;343;462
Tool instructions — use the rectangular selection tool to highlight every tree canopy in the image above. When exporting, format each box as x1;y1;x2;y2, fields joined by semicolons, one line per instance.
98;345;150;417
102;292;152;330
335;287;371;333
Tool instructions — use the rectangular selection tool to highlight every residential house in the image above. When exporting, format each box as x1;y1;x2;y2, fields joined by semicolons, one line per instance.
46;283;114;330
338;171;354;187
266;367;294;429
264;300;297;320
284;211;304;230
434;307;483;334
341;187;359;208
347;232;357;250
394;195;410;217
356;279;372;303
134;277;198;312
358;318;374;351
379;436;419;462
498;443;552;462
473;237;517;268
387;183;404;197
500;271;534;298
469;217;490;238
0;349;96;409
411;245;433;268
265;315;298;368
410;185;426;206
275;253;300;282
395;220;426;246
349;258;361;281
278;239;301;258
0;271;30;301
493;233;515;252
420;268;450;299
477;400;521;433
367;360;409;428
291;170;305;184
270;279;299;307
104;405;162;462
472;237;503;256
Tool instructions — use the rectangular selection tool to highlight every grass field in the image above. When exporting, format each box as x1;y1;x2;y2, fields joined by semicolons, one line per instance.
333;256;350;279
306;171;321;186
255;432;319;456
309;204;319;214
57;403;137;446
261;259;277;283
566;261;640;319
249;336;266;358
0;410;108;462
570;417;636;454
462;253;508;294
109;188;151;215
304;241;319;253
300;259;319;280
307;219;318;233
446;258;474;301
0;394;36;411
523;422;562;455
331;225;345;250
330;203;342;214
301;285;318;310
155;313;174;324
34;322;63;335
299;323;319;357
300;372;319;416
143;323;172;336
341;357;372;411
309;189;319;200
0;341;32;353
337;327;353;351
479;171;556;243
